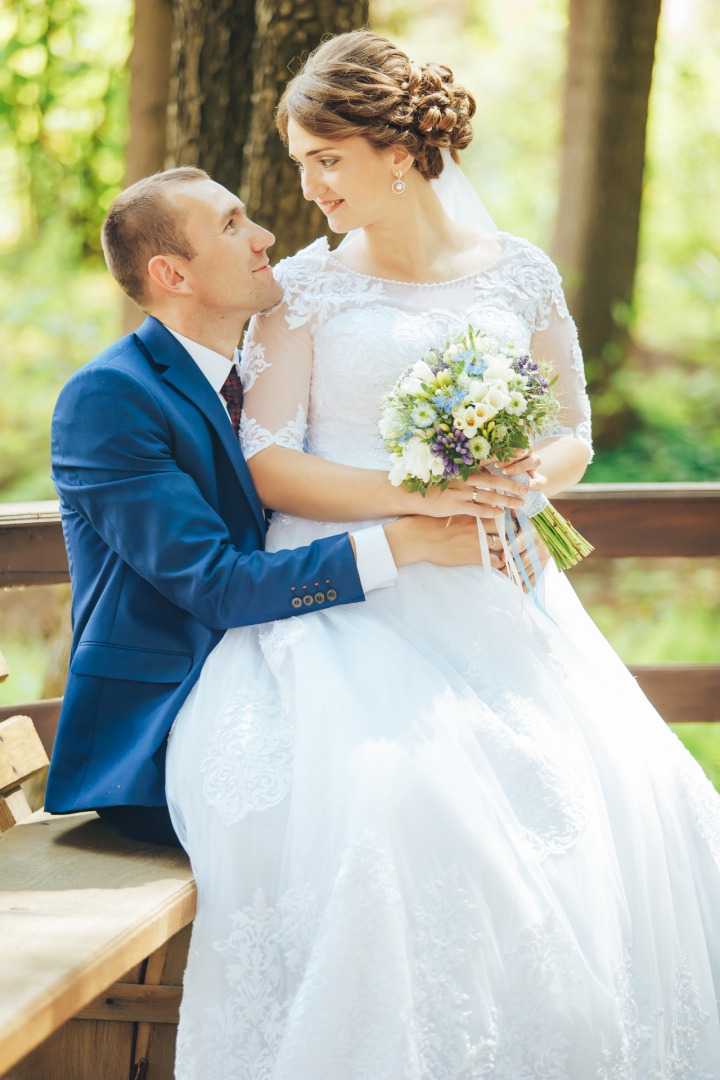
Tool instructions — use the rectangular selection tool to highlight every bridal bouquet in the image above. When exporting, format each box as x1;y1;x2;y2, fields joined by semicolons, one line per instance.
379;326;593;571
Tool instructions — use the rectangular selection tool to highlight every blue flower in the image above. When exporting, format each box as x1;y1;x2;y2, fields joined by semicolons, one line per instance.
466;360;488;376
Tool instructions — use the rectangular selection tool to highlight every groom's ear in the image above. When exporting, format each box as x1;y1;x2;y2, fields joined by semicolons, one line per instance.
147;255;193;297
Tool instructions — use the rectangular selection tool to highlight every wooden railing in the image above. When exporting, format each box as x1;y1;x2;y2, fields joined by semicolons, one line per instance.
1;485;719;730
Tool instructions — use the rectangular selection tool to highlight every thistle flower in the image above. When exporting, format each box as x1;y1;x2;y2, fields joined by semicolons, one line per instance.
506;391;527;416
411;403;437;428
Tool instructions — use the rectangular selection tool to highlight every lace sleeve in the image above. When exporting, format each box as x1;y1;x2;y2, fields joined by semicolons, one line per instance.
530;259;593;459
239;301;313;461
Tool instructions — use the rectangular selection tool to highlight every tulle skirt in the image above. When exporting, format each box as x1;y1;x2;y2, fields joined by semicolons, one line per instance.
166;517;720;1079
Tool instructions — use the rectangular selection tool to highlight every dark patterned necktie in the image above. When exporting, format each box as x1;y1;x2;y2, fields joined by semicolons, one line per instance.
220;366;243;436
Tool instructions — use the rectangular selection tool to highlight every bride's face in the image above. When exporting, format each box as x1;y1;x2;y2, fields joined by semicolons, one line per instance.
287;119;408;233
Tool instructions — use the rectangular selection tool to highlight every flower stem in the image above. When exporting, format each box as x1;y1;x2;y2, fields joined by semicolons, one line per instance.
530;503;594;571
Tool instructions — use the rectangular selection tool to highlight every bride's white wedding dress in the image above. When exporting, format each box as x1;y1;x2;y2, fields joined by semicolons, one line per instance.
166;233;720;1079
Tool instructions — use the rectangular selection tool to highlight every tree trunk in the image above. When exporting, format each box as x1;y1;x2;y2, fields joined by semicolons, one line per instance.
169;0;368;262
168;0;257;191
122;0;174;333
552;0;661;447
240;0;368;261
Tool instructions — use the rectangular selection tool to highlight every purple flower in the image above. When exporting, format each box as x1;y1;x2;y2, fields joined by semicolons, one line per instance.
431;428;474;469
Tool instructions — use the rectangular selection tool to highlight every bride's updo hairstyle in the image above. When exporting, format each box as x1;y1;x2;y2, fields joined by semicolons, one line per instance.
276;30;476;180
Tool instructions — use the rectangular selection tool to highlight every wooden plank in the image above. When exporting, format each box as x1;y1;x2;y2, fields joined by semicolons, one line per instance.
1;925;190;1080
629;664;720;725
0;788;33;832
74;984;181;1025
0;701;62;759
1;1016;138;1080
556;483;720;558
0;502;68;587
135;925;192;1080
0;717;50;794
1;487;719;585
0;812;196;1075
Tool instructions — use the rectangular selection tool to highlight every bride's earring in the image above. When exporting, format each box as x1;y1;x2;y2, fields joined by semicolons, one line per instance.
391;169;407;196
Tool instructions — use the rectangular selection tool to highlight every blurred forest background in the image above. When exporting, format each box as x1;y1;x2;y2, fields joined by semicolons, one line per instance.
0;0;719;777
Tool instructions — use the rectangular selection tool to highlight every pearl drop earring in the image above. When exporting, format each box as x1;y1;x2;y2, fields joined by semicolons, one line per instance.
391;170;407;196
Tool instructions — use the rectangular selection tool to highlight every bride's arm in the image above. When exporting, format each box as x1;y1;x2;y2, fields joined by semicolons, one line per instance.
503;262;593;497
240;300;527;522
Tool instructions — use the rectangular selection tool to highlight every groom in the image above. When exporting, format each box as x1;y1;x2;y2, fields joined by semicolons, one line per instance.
45;167;487;846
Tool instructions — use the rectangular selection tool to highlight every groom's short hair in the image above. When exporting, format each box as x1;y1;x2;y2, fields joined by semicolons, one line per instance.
102;167;210;309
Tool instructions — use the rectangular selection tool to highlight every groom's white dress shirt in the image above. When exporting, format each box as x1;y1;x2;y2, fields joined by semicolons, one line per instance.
166;327;398;595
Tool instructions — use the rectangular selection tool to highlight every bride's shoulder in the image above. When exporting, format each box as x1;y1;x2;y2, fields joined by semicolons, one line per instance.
269;236;386;332
490;233;569;326
273;237;333;290
495;232;566;295
497;232;561;276
262;238;334;331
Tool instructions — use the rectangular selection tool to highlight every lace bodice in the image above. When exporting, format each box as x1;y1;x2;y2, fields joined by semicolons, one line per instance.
240;233;592;470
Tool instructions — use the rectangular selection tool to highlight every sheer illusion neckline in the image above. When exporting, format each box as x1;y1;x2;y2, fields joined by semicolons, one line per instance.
324;232;510;288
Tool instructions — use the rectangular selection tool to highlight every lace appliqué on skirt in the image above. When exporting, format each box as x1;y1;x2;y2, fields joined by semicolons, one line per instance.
598;949;717;1080
200;678;294;825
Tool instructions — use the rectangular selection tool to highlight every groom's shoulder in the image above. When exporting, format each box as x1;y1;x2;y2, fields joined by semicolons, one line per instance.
55;320;165;412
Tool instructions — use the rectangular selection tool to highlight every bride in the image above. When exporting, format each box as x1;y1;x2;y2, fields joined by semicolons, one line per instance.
166;30;720;1079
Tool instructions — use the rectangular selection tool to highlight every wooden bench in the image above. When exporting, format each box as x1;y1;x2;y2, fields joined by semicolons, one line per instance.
0;714;196;1080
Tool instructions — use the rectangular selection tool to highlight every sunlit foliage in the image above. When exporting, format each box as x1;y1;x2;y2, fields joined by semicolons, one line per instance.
0;0;131;258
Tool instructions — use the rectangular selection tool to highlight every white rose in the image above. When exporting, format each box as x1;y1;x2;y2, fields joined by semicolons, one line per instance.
467;379;488;403
378;408;405;439
410;360;436;383
485;384;511;411
388;457;409;487
483;359;514;382
403;436;434;483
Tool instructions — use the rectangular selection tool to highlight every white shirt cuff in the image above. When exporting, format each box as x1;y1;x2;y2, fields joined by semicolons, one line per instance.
351;524;398;593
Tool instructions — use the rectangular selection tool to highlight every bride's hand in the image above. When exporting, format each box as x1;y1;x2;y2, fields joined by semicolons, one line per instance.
400;469;529;521
499;448;547;489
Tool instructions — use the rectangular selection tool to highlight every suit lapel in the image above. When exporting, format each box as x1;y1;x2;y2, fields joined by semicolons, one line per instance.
135;317;267;536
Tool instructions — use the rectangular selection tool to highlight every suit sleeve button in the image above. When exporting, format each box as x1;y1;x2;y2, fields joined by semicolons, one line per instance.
326;588;337;601
303;594;314;606
291;596;303;609
314;592;325;603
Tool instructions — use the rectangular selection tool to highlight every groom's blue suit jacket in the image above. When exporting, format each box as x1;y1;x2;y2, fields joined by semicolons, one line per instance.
45;316;364;813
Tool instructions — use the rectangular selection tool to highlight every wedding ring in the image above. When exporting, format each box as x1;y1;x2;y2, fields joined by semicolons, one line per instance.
471;490;478;503
445;516;453;528
489;535;498;550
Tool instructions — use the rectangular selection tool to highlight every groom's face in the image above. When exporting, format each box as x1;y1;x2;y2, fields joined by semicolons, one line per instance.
173;179;283;320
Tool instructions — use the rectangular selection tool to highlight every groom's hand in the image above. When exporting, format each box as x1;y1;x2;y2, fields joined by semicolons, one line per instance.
383;515;505;569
